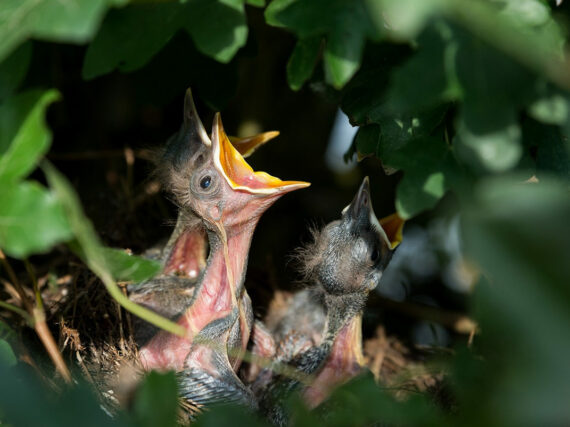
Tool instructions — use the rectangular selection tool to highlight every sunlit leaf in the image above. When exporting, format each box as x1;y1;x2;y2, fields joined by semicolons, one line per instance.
0;89;59;183
103;248;161;283
0;181;72;258
0;0;120;63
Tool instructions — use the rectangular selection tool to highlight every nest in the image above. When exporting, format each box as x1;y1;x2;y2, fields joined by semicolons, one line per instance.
2;249;448;418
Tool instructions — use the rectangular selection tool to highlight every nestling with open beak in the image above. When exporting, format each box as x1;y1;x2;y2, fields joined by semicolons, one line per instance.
129;89;282;346
257;177;403;426
129;89;309;417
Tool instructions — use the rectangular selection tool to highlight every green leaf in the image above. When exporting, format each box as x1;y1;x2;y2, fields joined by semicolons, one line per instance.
386;21;461;112
455;110;522;173
353;124;380;158
378;0;446;40
287;36;321;91
83;0;247;79
0;321;16;342
322;374;446;426
528;87;570;126
0;0;117;63
194;403;267;427
461;176;570;425
522;119;569;181
0;364;118;426
386;137;466;218
0;42;32;101
453;31;534;173
185;0;248;64
246;0;265;6
266;0;383;88
132;371;178;427
0;339;16;367
0;181;72;258
0;90;59;183
102;248;161;283
82;4;183;79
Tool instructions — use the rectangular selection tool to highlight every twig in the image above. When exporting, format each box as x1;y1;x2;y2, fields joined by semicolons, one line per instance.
0;250;33;313
0;249;72;383
369;294;477;335
33;308;72;383
0;300;33;325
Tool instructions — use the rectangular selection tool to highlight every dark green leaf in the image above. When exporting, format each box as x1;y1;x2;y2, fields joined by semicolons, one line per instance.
0;181;72;258
185;0;247;64
322;374;446;426
0;339;16;367
522;119;569;181
0;89;59;183
0;364;118;427
287;36;321;91
102;248;161;283
194;403;267;427
82;4;183;79
0;42;32;100
353;124;380;158
132;371;178;427
266;0;383;88
385;137;466;219
386;21;461;112
83;0;247;79
462;176;570;426
0;0;119;63
0;321;16;342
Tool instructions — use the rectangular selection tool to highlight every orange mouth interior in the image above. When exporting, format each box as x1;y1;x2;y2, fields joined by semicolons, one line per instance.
213;114;310;194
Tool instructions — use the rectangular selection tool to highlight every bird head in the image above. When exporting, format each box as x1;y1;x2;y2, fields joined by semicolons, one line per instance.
302;177;404;300
161;89;309;235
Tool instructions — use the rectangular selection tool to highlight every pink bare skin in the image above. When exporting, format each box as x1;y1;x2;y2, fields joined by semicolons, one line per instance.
139;114;308;372
163;228;207;278
303;315;364;408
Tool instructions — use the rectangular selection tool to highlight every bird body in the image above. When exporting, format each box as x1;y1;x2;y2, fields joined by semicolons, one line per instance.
127;89;309;416
257;177;403;424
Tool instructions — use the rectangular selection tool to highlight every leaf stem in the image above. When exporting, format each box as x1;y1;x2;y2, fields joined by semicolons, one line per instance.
0;300;33;325
0;249;33;313
24;259;43;311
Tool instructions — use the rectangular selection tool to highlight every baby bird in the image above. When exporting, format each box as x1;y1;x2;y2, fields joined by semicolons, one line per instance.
129;89;279;346
257;177;403;425
128;89;309;418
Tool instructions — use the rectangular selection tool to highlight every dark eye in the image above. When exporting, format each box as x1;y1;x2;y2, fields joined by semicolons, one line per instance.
371;247;379;262
200;175;212;189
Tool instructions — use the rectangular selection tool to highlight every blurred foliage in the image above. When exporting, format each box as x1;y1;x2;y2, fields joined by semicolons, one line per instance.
0;0;569;426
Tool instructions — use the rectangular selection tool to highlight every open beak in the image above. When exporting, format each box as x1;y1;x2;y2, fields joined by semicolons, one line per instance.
185;88;279;157
229;131;280;158
212;113;310;195
343;177;405;249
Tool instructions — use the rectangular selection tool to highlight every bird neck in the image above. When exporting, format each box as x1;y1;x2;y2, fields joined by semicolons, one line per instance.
321;292;366;344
